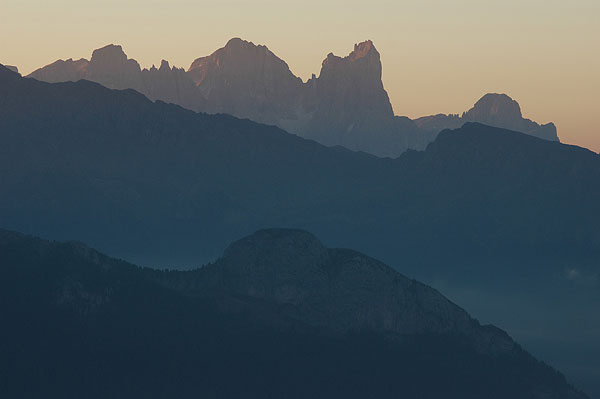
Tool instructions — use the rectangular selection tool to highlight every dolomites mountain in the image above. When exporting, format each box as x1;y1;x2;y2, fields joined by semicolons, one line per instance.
2;63;599;396
187;37;302;124
27;45;200;109
27;39;558;157
415;93;559;141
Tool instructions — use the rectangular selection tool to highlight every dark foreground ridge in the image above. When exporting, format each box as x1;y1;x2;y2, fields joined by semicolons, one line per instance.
1;64;600;394
0;64;598;269
0;228;587;398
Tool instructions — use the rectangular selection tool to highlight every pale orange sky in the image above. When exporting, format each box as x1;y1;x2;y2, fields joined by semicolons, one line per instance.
1;0;599;152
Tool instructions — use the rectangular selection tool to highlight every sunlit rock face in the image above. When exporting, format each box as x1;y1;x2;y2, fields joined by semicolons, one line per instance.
187;38;303;124
25;39;429;156
28;41;558;156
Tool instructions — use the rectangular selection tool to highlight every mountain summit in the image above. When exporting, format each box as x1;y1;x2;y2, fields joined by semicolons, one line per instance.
2;64;600;394
190;228;500;339
0;227;588;398
466;93;523;122
27;40;559;156
305;40;396;147
415;93;559;141
187;37;302;124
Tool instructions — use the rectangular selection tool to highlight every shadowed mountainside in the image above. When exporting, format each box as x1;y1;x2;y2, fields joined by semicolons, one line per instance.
0;228;587;398
1;64;595;268
2;64;600;394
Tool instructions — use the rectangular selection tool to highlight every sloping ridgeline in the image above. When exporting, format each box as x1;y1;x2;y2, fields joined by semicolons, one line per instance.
1;64;599;271
2;64;600;395
0;228;587;398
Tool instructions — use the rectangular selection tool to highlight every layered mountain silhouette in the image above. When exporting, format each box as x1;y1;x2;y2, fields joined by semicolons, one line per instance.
1;64;600;394
26;39;557;156
415;93;559;141
1;64;596;267
3;65;19;75
0;227;586;398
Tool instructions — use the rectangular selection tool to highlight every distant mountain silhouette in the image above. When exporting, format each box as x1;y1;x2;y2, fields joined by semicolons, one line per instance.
415;93;559;141
2;65;600;394
0;227;587;398
187;37;303;125
25;45;201;110
26;40;557;156
1;65;595;267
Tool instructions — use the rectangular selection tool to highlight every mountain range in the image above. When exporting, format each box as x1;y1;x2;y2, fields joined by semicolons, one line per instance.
1;62;598;395
0;227;586;398
26;38;558;157
0;64;594;267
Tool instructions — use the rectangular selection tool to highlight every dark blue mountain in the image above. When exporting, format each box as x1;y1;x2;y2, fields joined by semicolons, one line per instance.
0;228;586;398
1;64;600;395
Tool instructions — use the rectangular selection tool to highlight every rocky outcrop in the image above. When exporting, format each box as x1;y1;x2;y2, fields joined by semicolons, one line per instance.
181;228;512;351
27;41;559;156
298;41;425;155
415;93;559;142
27;58;89;82
28;44;200;110
25;40;430;157
187;38;302;124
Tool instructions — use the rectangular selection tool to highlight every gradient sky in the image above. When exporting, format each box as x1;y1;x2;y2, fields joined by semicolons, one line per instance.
1;0;599;151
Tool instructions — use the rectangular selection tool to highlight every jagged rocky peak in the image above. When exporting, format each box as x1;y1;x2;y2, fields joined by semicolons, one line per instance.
464;93;523;121
223;37;268;53
318;39;386;91
307;39;395;143
89;44;138;69
185;38;302;122
322;39;381;69
187;37;298;82
350;39;378;60
91;44;126;62
159;59;170;71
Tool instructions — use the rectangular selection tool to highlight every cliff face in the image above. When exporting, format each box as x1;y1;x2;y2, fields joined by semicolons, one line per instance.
28;44;200;110
298;41;417;155
24;40;430;156
28;41;559;156
187;38;303;124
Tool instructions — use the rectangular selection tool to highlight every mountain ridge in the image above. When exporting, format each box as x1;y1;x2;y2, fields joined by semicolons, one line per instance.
2;62;600;395
0;226;587;398
25;39;558;156
415;93;559;141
